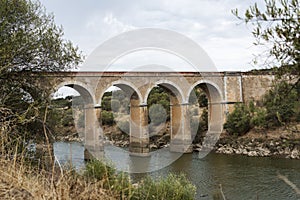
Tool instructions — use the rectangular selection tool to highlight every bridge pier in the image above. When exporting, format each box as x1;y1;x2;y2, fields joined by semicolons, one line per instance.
129;98;150;156
84;104;103;161
170;97;193;153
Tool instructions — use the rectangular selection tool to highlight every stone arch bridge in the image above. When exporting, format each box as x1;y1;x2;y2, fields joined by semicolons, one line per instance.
46;71;274;157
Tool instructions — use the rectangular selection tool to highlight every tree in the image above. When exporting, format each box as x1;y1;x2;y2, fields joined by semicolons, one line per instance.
224;104;251;136
263;81;298;126
233;0;300;84
0;0;82;148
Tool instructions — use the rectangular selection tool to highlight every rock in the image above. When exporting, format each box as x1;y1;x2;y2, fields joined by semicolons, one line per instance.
284;147;291;155
234;148;242;154
291;148;299;159
224;147;234;154
242;149;248;155
150;144;158;149
248;151;258;157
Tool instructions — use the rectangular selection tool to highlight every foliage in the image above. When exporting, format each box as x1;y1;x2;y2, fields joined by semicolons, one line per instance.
102;90;130;114
101;110;114;126
84;159;116;181
111;99;121;111
189;88;208;107
262;81;299;126
0;0;81;72
190;108;208;143
200;108;208;130
149;104;167;125
250;107;268;129
132;174;196;200
147;87;170;120
83;160;196;200
233;0;300;84
224;80;300;135
0;0;82;151
189;87;209;142
102;96;112;111
224;104;251;136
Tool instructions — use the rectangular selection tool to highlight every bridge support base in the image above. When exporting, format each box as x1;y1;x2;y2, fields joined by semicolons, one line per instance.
129;140;150;157
170;139;193;153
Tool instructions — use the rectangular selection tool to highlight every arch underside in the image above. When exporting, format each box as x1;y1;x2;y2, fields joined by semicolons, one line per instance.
189;82;223;133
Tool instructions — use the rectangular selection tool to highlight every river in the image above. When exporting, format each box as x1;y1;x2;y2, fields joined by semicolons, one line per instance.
53;142;300;200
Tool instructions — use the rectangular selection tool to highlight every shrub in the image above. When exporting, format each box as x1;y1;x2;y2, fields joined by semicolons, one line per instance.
263;81;297;126
198;93;208;107
250;107;267;129
224;104;251;136
62;109;74;127
101;110;114;125
83;160;196;200
84;159;116;182
111;99;121;112
149;104;167;125
132;174;196;200
200;108;208;131
101;96;112;111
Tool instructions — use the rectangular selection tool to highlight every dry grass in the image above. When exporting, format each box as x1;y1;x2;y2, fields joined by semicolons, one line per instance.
0;158;119;200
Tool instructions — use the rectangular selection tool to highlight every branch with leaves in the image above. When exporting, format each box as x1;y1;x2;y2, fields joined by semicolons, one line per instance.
233;0;299;84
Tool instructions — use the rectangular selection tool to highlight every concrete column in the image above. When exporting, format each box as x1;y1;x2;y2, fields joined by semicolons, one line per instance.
129;97;149;156
208;102;223;132
84;104;103;161
170;95;181;140
170;96;192;153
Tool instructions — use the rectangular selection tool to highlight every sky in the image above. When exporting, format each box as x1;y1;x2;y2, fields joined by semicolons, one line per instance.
40;0;268;73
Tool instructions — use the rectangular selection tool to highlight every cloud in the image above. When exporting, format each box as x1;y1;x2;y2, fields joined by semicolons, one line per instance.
40;0;264;71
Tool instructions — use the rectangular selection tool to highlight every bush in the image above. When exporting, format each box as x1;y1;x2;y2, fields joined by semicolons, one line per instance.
224;81;299;136
200;109;208;131
263;81;298;126
62;109;74;127
149;104;167;125
224;104;251;136
83;160;196;200
132;174;196;200
83;159;133;197
102;96;112;111
111;99;121;111
101;110;114;125
250;107;267;129
84;159;116;181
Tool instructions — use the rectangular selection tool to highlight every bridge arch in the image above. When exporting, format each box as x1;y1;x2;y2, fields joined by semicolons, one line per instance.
145;80;185;147
187;80;223;133
97;80;143;105
144;80;184;104
51;81;101;159
53;81;95;104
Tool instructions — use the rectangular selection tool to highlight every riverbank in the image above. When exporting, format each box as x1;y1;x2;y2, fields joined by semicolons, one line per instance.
56;122;300;159
212;124;300;159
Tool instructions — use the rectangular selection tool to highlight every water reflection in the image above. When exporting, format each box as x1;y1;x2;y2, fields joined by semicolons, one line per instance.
53;142;300;200
103;144;183;173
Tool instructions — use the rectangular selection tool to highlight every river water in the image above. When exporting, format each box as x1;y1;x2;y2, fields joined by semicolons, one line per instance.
53;142;300;200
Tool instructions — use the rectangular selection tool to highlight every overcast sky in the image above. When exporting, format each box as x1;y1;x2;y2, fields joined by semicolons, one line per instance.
40;0;266;72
